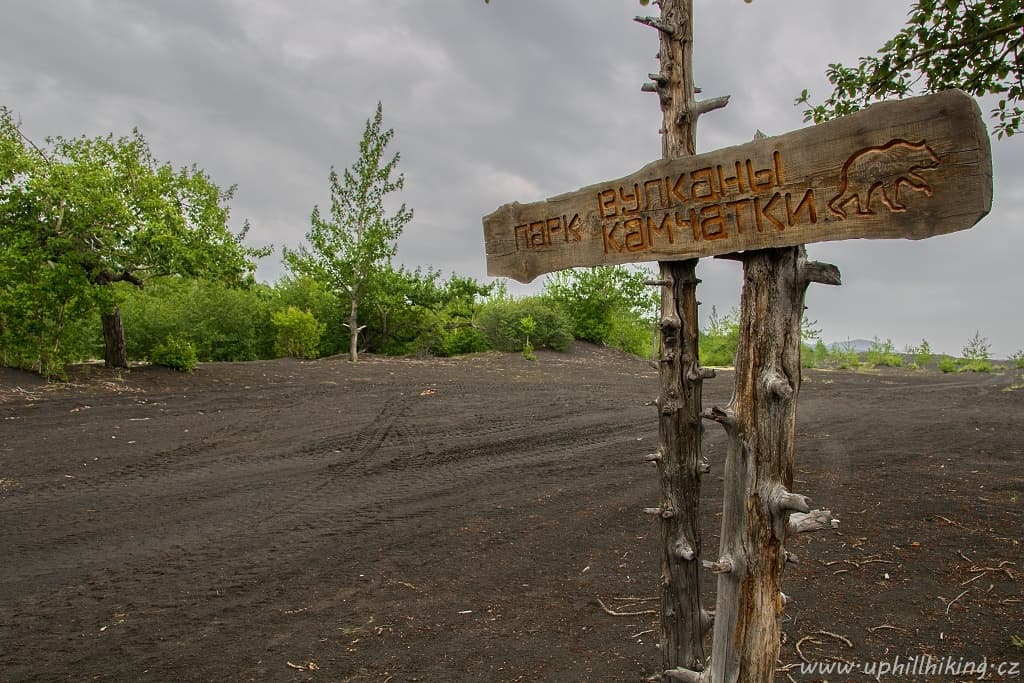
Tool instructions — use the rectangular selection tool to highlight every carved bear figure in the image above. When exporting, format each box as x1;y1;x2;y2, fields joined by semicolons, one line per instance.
828;140;940;219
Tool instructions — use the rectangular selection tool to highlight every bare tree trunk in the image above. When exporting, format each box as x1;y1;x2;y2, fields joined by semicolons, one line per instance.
702;247;839;683
348;293;359;363
639;0;714;676
102;307;128;369
652;259;711;675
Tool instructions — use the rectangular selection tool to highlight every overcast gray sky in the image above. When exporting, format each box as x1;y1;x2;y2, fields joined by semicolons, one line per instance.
1;1;1020;356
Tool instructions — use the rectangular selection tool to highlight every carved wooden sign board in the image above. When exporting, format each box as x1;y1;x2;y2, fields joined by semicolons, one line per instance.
482;90;992;283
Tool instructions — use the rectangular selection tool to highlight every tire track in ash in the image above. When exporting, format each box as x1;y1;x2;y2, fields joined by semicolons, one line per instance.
4;385;416;584
1;362;659;679
0;380;377;592
1;372;652;617
269;376;648;545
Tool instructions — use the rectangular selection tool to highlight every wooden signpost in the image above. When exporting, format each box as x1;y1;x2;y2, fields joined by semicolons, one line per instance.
483;89;991;283
481;5;992;682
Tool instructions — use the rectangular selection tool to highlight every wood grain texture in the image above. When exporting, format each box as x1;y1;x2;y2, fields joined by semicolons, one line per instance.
643;0;709;676
483;89;991;282
704;247;838;683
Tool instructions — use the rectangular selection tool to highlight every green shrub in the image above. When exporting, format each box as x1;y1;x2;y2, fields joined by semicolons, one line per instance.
1011;350;1024;370
606;308;656;358
813;339;831;367
543;265;657;354
937;355;957;373
519;316;538;360
833;341;861;369
477;296;572;353
959;331;992;372
271;275;344;358
959;358;992;373
150;335;198;372
700;307;740;367
800;343;817;368
962;331;991;361
866;337;903;367
271;306;325;359
909;339;933;369
435;325;490;357
121;278;267;363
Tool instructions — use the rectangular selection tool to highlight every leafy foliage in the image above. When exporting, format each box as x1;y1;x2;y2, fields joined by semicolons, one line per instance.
120;278;268;363
283;103;412;361
866;337;904;367
544;266;658;357
149;335;198;372
797;1;1024;137
476;296;572;353
272;307;325;359
271;275;345;358
0;107;266;375
832;341;863;370
905;339;934;369
959;330;993;372
700;306;740;367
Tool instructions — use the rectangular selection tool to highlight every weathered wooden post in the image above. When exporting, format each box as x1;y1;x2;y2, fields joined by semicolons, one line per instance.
635;0;727;674
694;246;840;683
482;86;991;682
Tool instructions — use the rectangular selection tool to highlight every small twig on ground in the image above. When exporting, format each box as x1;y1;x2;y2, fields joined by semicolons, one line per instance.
795;635;822;663
868;624;907;633
942;589;970;615
632;628;655;638
968;561;1019;580
816;630;854;648
958;550;973;563
595;597;657;617
612;596;658;602
961;571;989;586
934;514;965;528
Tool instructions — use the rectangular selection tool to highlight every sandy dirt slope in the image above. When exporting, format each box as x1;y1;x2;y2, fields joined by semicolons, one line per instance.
0;346;1021;681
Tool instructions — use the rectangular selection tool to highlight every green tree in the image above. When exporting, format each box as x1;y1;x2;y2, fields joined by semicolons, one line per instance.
0;107;267;373
797;0;1024;137
283;103;413;362
477;296;573;353
271;306;325;359
960;329;993;372
700;306;740;367
543;265;658;355
120;277;268;363
271;275;345;358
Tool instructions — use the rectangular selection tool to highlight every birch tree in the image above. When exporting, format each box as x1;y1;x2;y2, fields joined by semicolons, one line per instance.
284;102;412;362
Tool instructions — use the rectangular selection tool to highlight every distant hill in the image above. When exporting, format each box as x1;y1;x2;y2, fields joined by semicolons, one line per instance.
827;338;875;353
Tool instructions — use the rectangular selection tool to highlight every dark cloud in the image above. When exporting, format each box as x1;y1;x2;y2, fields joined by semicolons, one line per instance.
0;0;1020;355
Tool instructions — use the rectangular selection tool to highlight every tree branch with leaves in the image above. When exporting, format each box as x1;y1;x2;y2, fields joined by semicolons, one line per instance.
797;0;1024;138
